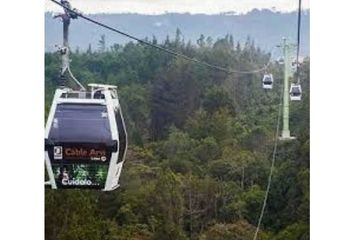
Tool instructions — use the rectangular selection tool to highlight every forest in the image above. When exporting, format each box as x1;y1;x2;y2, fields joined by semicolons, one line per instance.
45;31;310;240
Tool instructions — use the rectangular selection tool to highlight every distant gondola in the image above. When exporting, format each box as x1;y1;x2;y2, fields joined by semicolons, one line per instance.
289;83;302;101
262;74;274;89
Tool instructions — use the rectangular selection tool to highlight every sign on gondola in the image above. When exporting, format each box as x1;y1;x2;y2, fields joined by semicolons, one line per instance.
52;164;109;189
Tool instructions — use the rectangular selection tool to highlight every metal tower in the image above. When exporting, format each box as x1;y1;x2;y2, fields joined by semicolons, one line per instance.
279;38;296;141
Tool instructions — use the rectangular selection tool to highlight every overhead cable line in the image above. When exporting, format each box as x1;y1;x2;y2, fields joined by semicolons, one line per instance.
295;0;302;84
49;0;271;75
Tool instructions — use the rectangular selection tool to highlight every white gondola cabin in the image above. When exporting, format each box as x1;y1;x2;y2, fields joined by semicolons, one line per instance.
262;74;274;89
289;83;302;101
277;57;285;65
45;84;128;191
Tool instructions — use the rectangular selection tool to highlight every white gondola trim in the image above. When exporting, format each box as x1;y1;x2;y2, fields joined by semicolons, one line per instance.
56;98;106;104
103;89;120;191
45;152;57;189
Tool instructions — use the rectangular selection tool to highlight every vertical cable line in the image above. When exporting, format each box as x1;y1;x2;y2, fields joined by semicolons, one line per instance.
252;86;283;240
296;0;302;84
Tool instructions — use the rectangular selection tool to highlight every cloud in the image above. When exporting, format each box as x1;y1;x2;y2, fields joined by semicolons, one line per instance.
45;0;309;15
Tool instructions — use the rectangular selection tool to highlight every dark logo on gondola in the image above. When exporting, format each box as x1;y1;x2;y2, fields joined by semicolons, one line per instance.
63;147;107;161
54;146;63;160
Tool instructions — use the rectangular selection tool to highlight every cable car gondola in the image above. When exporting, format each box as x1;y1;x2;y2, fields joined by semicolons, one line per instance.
277;57;285;65
262;73;274;89
291;59;298;72
45;84;128;191
45;0;128;191
289;83;302;101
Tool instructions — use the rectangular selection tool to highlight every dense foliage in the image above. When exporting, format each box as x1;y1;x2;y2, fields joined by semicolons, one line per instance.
45;31;309;240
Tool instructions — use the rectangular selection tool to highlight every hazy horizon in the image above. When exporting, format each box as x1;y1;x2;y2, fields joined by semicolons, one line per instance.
45;0;309;15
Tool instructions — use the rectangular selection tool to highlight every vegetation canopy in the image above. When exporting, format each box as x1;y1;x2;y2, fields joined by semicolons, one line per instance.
45;32;309;240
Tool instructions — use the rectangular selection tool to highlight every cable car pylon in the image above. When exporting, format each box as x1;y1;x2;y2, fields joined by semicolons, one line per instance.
278;38;296;141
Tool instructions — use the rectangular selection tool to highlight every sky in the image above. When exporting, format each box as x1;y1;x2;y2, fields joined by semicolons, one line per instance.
45;0;310;15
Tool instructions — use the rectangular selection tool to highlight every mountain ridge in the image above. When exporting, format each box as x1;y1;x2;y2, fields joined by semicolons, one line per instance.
45;9;309;56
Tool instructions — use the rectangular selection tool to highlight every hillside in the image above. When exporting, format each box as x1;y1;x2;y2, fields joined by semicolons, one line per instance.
45;9;309;56
45;34;310;240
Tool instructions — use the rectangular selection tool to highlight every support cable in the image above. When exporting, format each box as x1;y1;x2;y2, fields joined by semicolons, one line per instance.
67;66;85;90
48;0;271;75
252;86;283;240
295;0;302;84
